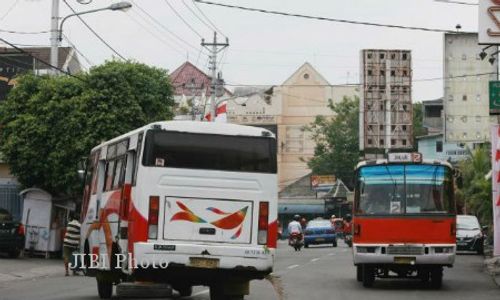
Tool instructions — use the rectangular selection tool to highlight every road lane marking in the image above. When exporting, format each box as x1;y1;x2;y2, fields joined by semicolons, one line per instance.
311;258;320;262
287;264;299;269
328;253;335;256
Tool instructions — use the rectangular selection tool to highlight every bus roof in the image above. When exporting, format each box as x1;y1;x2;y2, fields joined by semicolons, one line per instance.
91;121;276;152
355;159;453;170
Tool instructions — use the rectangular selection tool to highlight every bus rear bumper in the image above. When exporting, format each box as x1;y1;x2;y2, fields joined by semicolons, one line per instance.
352;243;455;266
133;242;274;274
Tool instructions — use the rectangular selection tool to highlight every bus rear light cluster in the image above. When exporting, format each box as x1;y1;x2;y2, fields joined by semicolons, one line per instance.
258;202;269;245
148;196;160;239
450;222;456;236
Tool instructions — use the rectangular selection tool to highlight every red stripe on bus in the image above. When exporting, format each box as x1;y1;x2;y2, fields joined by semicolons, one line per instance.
353;216;456;244
267;220;278;248
128;201;148;254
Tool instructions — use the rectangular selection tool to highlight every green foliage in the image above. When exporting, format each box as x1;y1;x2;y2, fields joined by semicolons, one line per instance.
412;102;426;147
304;96;359;186
456;146;492;227
0;60;174;196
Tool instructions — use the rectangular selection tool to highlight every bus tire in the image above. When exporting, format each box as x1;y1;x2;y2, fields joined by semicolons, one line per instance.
362;265;375;288
332;240;338;247
356;265;362;282
209;285;245;300
430;267;443;289
176;285;193;297
97;278;113;299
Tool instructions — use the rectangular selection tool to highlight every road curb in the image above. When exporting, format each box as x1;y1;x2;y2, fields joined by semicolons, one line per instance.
484;256;500;288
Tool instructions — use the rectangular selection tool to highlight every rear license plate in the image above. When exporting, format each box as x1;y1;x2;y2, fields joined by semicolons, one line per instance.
315;238;325;242
189;257;219;269
394;257;416;265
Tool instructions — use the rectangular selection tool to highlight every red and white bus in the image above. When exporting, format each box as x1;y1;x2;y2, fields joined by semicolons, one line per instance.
352;153;456;288
80;121;277;299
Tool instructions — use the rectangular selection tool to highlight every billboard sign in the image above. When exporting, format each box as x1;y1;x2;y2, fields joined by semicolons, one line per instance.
479;0;500;45
490;81;500;115
310;175;336;188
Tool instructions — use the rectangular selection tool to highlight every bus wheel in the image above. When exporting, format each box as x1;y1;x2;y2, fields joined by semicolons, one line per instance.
356;265;362;282
430;267;443;289
97;278;113;299
362;265;375;288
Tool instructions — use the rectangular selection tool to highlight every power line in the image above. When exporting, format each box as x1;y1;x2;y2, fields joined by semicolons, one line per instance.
434;0;478;5
62;33;94;68
182;0;215;32
194;0;462;33
0;28;50;34
164;0;204;38
0;37;84;80
130;1;200;53
191;0;226;38
0;0;20;22
62;0;126;60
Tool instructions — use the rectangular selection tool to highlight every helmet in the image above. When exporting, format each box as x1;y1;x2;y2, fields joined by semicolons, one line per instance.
330;215;336;219
293;214;301;221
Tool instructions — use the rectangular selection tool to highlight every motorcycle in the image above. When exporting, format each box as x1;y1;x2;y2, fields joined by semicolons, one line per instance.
344;233;353;247
289;232;304;251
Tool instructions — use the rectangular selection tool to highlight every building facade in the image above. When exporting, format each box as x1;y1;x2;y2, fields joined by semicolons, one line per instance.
443;33;498;143
417;134;469;164
359;49;413;152
227;63;360;190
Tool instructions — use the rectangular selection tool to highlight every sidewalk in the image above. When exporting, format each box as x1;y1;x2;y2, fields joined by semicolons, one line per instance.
0;256;62;284
484;252;500;287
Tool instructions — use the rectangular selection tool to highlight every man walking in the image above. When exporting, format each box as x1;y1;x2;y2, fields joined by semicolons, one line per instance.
63;214;81;276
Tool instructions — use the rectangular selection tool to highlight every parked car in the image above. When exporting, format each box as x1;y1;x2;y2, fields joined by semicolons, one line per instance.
0;208;25;258
304;219;337;248
456;215;484;254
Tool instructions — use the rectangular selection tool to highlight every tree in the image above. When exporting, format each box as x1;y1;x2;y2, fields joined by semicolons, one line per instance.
456;146;492;227
412;102;426;148
304;96;359;186
0;61;175;196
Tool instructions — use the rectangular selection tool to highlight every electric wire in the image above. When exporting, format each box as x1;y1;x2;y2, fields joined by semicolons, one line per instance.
434;0;478;5
164;0;203;38
62;33;94;68
182;0;216;33
0;28;50;34
0;37;84;80
191;0;226;38
130;0;201;52
0;0;20;22
194;0;464;34
62;0;127;60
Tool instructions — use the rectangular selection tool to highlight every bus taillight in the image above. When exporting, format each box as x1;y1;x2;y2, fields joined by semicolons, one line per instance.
258;202;269;245
450;222;456;236
354;223;361;236
148;196;160;239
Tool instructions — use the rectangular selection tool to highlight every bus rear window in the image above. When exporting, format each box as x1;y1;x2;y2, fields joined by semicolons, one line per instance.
142;130;277;173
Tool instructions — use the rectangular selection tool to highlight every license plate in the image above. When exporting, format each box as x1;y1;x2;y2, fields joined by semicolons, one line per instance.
315;238;325;242
394;257;416;265
457;242;467;246
189;257;219;269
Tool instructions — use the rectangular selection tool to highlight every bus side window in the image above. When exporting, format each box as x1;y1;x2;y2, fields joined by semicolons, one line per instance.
132;133;143;186
104;160;116;191
91;151;100;195
112;156;127;189
124;151;135;184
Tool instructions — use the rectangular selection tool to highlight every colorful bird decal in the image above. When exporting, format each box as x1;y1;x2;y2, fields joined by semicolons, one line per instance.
170;201;207;223
210;206;248;230
170;201;249;239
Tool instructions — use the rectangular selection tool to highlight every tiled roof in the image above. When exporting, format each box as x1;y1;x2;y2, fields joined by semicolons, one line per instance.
170;61;232;97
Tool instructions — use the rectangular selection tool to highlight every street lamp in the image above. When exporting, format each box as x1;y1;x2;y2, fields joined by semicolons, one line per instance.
50;1;131;74
58;1;132;42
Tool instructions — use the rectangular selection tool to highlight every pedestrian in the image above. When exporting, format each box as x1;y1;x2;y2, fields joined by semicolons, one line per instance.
63;213;81;276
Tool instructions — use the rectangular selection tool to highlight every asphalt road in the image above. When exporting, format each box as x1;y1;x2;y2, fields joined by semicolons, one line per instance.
0;241;498;300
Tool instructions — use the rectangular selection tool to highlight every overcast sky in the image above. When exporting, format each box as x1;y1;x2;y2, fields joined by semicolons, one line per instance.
0;0;482;101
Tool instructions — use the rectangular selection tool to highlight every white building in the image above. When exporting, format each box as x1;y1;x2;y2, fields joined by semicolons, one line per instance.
444;33;498;143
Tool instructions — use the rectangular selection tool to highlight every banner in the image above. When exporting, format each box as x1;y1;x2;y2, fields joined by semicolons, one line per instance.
490;125;500;256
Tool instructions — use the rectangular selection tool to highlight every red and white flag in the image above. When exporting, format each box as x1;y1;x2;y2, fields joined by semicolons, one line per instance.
204;101;227;122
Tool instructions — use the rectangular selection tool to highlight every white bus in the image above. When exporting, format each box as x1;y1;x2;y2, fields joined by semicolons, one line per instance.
79;121;278;299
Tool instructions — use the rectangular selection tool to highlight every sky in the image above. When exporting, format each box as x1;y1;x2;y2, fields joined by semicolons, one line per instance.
0;0;483;101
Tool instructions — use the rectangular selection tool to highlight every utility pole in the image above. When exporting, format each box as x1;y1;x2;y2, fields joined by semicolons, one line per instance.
50;0;60;74
201;32;229;122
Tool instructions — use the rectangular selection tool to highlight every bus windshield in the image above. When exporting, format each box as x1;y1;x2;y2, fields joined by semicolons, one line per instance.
355;164;454;215
142;130;277;173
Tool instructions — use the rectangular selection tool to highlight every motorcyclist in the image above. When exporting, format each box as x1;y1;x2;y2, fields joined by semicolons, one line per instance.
288;214;303;236
343;214;353;235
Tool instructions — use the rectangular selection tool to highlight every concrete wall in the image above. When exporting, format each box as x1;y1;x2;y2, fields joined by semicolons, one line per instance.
444;33;498;143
